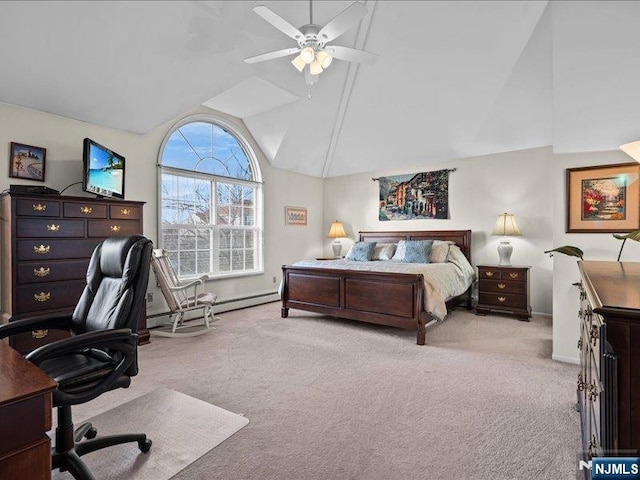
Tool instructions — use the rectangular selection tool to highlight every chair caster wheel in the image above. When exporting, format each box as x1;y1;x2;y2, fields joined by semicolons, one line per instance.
85;427;98;439
139;438;152;453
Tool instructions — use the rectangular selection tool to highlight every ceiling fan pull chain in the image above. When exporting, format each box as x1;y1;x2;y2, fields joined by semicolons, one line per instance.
310;0;313;24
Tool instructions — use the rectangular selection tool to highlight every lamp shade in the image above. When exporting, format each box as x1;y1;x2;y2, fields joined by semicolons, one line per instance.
491;213;522;237
620;141;640;163
309;59;323;75
300;47;315;64
316;50;333;69
327;221;347;238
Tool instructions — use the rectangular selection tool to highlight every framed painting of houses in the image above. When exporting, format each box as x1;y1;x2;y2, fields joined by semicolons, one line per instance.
566;162;640;233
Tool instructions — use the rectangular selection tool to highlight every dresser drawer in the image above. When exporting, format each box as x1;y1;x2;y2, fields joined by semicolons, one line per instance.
15;198;60;217
63;201;107;218
88;219;141;237
480;279;526;295
479;292;527;309
110;204;141;220
17;259;90;285
12;329;71;355
16;280;86;314
500;269;527;282
16;218;85;238
478;267;501;280
17;239;99;261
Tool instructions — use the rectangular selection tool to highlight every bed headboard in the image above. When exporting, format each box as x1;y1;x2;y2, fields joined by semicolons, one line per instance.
359;230;472;263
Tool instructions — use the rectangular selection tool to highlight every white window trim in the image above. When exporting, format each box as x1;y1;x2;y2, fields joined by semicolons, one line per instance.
157;114;264;280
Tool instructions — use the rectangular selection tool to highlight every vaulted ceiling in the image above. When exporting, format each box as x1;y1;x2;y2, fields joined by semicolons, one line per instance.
1;1;639;177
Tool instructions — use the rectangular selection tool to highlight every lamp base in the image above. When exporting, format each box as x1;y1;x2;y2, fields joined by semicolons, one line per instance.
332;241;342;257
497;241;513;266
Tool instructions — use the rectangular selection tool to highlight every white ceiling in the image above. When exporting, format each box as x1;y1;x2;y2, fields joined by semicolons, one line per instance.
1;1;639;178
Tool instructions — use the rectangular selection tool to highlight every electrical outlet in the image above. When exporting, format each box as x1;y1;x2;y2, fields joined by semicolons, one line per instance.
272;276;277;284
146;292;153;303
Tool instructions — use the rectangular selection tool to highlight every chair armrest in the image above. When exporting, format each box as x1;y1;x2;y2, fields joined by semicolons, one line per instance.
0;315;72;340
26;328;136;364
174;277;205;290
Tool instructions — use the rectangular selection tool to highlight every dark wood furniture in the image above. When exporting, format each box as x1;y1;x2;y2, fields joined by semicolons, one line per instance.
0;193;147;354
576;260;640;460
0;340;57;480
281;230;472;345
475;265;531;320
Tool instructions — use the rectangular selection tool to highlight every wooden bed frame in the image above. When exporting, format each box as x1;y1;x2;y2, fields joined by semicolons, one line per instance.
280;230;472;345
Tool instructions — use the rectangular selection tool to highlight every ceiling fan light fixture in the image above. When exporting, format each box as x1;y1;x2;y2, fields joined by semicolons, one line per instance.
316;50;333;69
291;54;306;72
309;59;324;75
300;47;315;64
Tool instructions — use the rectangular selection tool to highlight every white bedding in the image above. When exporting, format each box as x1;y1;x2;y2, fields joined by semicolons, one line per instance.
288;247;476;321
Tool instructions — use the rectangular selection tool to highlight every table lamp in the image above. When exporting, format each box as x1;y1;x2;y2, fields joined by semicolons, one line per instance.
490;213;522;266
327;220;347;257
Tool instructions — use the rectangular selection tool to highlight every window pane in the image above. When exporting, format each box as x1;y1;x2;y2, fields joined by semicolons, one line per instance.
231;251;243;270
231;230;244;248
219;229;230;249
245;250;254;269
162;227;179;251
219;250;230;272
179;251;196;276
179;228;196;250
197;249;211;274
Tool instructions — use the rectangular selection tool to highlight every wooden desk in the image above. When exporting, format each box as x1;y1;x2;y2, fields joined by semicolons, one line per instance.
0;340;57;480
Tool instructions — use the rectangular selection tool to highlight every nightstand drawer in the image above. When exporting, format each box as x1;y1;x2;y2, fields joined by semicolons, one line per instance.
480;279;526;295
479;292;527;309
478;267;501;280
501;269;526;282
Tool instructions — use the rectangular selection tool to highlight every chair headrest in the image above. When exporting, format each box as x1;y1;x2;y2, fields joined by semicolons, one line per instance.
100;235;148;279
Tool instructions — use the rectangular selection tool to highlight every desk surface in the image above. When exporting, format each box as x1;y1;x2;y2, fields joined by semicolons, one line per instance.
0;341;56;406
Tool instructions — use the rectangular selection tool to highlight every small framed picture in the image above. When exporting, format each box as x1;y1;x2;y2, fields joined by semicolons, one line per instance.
285;206;307;226
566;162;640;233
9;142;46;182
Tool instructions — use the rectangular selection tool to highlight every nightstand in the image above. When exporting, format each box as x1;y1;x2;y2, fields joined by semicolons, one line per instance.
475;265;531;321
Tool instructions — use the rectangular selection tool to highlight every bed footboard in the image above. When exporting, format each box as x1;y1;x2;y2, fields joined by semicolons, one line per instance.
281;265;429;345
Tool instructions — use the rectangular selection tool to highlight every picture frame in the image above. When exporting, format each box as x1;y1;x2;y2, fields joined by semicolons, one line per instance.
9;142;46;182
285;206;307;226
566;162;640;233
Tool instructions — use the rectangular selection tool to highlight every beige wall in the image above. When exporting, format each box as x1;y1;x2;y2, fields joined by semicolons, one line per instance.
0;103;324;324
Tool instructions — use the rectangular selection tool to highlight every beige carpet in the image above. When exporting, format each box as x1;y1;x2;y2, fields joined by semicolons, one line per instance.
52;387;249;480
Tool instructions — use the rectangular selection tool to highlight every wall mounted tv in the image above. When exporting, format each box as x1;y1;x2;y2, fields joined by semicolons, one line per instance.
82;138;125;199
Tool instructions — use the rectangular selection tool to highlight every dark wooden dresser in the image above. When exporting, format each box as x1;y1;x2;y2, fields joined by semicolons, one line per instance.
577;260;640;460
475;264;531;320
0;193;147;353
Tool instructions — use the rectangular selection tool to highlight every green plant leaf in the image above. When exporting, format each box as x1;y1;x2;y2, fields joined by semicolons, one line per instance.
544;246;584;259
613;230;640;242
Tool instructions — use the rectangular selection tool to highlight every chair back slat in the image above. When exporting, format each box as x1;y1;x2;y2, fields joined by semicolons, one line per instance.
151;250;182;311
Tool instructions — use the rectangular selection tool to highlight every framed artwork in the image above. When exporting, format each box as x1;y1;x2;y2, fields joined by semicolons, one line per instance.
9;142;46;182
285;206;307;226
566;162;640;233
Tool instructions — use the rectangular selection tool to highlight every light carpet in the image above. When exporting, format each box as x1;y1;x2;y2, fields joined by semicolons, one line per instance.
52;387;249;480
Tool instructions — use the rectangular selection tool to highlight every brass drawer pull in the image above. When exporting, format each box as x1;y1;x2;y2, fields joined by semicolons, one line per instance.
33;203;47;211
34;267;50;277
34;245;50;254
497;296;506;303
110;225;121;233
577;338;583;350
34;292;51;302
588;381;599;402
120;208;131;216
47;224;60;231
509;272;519;279
31;329;48;339
577;372;585;391
485;271;494;277
497;283;506;289
590;324;599;346
80;206;93;214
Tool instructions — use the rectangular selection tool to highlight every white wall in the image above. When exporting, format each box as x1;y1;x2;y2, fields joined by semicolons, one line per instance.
323;147;555;314
0;102;324;323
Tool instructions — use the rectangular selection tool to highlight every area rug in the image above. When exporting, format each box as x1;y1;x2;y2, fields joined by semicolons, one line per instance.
52;387;249;480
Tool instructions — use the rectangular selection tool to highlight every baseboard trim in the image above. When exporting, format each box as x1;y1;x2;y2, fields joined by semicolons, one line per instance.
552;354;580;365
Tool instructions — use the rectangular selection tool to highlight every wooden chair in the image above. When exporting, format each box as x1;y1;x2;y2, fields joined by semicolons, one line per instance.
150;249;218;337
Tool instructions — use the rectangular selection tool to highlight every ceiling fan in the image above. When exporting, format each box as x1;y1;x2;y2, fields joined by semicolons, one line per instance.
244;1;378;86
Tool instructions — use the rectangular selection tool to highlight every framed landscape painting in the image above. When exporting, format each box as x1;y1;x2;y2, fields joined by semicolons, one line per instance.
566;162;640;233
9;142;46;181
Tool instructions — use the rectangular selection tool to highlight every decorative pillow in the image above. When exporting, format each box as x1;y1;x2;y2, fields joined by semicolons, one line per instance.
430;240;455;263
371;243;397;261
346;241;377;261
403;240;434;263
391;240;406;261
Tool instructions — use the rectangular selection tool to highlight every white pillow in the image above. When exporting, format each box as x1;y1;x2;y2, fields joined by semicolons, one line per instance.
371;243;397;260
430;240;455;263
391;240;406;261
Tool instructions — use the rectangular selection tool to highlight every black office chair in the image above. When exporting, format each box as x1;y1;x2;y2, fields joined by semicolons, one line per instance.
0;235;153;480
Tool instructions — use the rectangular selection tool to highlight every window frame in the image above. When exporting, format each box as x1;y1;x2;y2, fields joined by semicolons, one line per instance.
157;115;264;280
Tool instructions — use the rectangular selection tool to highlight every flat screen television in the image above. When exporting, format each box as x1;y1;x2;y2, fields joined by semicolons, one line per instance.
82;138;125;199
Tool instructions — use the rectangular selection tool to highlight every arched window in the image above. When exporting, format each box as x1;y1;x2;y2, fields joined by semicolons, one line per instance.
158;117;263;278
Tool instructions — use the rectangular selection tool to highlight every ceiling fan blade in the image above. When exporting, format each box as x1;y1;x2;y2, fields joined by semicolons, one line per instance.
253;5;304;41
244;47;301;64
325;45;378;64
318;2;368;43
